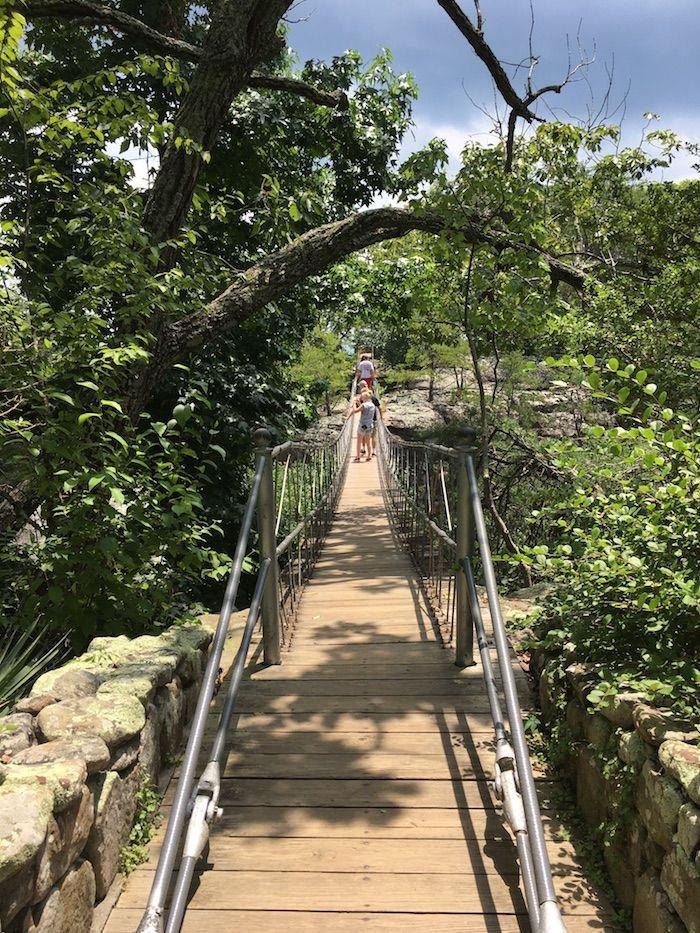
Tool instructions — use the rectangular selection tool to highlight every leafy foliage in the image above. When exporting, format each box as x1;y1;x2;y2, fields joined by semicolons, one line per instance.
523;358;700;717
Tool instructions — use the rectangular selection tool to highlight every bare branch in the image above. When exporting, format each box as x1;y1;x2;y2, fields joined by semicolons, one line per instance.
436;0;537;121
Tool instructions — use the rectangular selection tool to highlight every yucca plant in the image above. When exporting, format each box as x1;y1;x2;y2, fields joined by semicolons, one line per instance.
0;621;67;715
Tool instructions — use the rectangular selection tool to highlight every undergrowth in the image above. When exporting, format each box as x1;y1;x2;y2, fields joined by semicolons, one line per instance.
119;776;162;876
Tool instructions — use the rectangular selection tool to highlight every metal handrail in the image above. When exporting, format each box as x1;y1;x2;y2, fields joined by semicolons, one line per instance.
136;457;266;933
376;418;566;933
137;383;356;933
464;453;566;932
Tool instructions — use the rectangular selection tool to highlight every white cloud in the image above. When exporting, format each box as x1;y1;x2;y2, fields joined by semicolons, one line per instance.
400;114;499;174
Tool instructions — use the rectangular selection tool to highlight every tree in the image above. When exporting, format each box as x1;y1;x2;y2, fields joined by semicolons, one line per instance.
290;328;353;416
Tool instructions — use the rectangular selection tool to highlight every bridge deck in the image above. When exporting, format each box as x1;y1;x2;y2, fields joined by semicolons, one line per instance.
107;443;611;931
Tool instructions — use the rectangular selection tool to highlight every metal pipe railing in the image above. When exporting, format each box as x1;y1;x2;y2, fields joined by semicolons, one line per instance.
464;453;566;933
164;558;271;933
136;457;266;933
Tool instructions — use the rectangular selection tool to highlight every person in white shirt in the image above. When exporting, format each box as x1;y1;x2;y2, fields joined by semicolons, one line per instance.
356;354;376;389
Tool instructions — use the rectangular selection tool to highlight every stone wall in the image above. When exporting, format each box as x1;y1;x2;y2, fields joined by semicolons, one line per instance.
0;625;211;932
537;657;700;933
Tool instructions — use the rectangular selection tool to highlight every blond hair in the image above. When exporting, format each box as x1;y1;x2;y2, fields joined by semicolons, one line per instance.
360;390;372;401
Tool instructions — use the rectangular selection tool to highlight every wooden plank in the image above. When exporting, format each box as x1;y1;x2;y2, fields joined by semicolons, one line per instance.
208;710;503;733
248;662;482;679
163;777;560;810
240;678;522;697
226;730;496;756
229;694;528;714
211;752;528;781
155;805;568;841
105;908;612;932
145;836;582;874
118;869;611;916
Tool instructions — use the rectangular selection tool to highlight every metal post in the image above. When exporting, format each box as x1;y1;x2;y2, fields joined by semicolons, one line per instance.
455;426;476;668
254;427;282;665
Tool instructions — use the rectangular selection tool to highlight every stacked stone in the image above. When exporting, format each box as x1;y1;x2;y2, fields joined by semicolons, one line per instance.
0;625;211;933
538;658;700;933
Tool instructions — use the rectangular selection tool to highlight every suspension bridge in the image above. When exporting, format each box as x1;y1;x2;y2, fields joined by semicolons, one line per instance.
104;399;611;933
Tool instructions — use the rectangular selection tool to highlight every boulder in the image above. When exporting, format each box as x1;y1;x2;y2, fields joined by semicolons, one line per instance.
14;694;57;716
31;668;100;702
582;711;613;751
11;736;110;775
659;740;700;805
618;730;654;769
34;784;93;901
633;868;685;933
1;758;87;812
156;676;185;757
24;859;95;933
636;759;685;850
0;783;52;884
633;704;699;747
97;668;159;707
597;691;645;729
603;829;637;908
0;859;35;928
85;766;139;899
564;662;597;705
565;698;586;741
677;802;700;860
37;693;145;749
0;713;35;760
661;844;700;933
109;736;140;772
575;746;609;830
137;703;162;785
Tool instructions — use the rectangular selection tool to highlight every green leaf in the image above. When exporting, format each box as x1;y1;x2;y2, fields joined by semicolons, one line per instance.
105;430;129;451
78;412;101;425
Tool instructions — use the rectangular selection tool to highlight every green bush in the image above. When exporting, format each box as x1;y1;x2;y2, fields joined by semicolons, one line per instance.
525;358;700;718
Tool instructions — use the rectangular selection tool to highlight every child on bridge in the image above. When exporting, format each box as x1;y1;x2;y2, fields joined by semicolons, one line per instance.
348;389;377;462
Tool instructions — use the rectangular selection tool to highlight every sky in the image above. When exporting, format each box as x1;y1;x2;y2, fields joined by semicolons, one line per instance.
286;0;700;180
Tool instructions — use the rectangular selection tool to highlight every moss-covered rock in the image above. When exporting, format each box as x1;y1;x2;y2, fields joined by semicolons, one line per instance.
36;694;145;749
636;759;685;850
12;736;110;775
661;843;700;933
677;802;700;860
85;767;139;899
0;713;35;760
25;858;95;933
659;740;700;806
1;758;87;812
31;668;100;702
0;783;53;883
34;784;93;901
633;704;699;747
618;729;654;769
633;867;685;933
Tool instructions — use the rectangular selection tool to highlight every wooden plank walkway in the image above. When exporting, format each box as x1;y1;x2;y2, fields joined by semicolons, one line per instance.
107;430;612;932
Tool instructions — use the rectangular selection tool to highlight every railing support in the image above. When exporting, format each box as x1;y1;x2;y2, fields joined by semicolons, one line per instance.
255;427;282;665
455;426;476;668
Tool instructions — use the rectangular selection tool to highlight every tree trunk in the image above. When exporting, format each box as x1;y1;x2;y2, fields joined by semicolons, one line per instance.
142;0;291;244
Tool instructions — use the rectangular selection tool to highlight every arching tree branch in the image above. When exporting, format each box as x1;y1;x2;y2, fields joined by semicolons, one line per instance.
159;206;584;368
